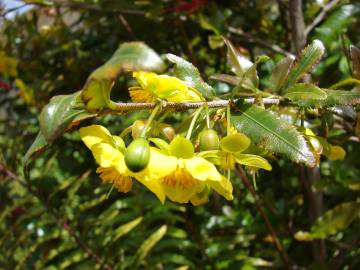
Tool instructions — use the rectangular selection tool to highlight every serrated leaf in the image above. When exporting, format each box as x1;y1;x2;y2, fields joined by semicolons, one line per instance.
299;89;360;107
283;40;325;90
166;54;215;99
350;45;360;79
284;83;327;104
232;102;316;167
270;55;295;92
39;91;90;143
310;201;360;239
132;225;167;268
82;42;166;111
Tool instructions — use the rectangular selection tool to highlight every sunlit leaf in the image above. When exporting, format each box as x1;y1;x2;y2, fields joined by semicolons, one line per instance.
284;83;327;105
232;102;316;167
166;54;215;99
283;40;325;90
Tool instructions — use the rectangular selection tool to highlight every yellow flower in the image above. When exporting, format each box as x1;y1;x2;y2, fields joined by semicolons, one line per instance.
129;71;202;102
147;136;233;205
80;125;175;203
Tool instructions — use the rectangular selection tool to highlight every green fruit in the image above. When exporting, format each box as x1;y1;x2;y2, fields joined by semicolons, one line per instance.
124;138;150;172
199;129;220;151
131;120;146;139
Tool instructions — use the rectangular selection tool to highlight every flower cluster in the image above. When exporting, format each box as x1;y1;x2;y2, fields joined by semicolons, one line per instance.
80;72;271;205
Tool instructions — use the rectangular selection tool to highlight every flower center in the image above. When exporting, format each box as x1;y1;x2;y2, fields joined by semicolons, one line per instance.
96;167;132;193
162;169;197;189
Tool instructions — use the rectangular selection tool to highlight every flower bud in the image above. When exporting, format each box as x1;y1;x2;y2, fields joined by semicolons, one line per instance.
124;138;150;172
161;125;176;142
199;129;220;151
131;120;146;139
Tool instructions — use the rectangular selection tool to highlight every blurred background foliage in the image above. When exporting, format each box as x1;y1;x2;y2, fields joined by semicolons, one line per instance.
1;0;360;269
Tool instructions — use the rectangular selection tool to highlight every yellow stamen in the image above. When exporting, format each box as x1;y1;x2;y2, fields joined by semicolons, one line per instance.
96;167;132;193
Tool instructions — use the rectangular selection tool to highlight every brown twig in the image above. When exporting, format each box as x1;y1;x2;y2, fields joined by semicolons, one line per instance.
118;14;137;40
228;26;293;57
305;0;341;36
235;165;292;269
106;98;280;113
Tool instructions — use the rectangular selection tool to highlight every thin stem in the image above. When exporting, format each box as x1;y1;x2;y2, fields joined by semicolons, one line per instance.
226;104;231;136
186;107;204;140
205;104;210;129
235;165;291;269
140;104;161;138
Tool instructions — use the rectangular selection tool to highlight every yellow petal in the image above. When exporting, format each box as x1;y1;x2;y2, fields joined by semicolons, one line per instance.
80;125;112;149
91;143;123;168
190;189;209;206
326;145;346;161
208;176;234;201
146;148;178;179
235;154;272;171
133;71;157;89
136;177;166;204
184;157;222;181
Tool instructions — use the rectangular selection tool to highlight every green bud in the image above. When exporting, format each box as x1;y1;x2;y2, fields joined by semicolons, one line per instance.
124;138;150;172
199;129;220;151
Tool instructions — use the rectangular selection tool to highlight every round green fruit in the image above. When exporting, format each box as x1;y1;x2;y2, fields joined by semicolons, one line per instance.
199;129;220;151
124;138;150;172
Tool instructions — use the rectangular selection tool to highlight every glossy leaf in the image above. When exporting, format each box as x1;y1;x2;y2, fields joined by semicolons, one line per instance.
284;83;327;104
82;42;166;111
232;102;316;167
39;91;91;143
166;54;215;99
283;40;325;90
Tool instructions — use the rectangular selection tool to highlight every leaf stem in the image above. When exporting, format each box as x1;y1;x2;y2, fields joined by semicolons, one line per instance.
186;107;204;140
140;104;161;138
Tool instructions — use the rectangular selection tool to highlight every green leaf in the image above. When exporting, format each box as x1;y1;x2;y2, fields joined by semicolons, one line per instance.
103;217;143;246
23;131;48;179
283;40;325;90
270;55;295;92
299;89;360;107
310;201;360;239
132;225;167;268
82;42;166;111
232;102;316;167
284;83;327;104
39;91;94;143
223;38;258;89
350;45;360;80
315;5;360;46
166;53;215;99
